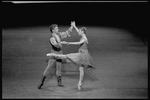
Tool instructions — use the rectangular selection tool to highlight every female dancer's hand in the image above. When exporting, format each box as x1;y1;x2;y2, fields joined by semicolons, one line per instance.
61;41;69;45
61;41;67;44
66;42;69;46
64;41;69;45
71;21;76;27
71;21;80;34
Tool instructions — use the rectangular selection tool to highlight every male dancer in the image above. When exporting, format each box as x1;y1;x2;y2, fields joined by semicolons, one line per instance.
37;23;73;89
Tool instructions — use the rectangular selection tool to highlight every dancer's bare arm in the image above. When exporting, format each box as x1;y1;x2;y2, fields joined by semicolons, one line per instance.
68;38;85;45
50;37;62;47
68;21;86;45
59;25;73;38
71;22;80;34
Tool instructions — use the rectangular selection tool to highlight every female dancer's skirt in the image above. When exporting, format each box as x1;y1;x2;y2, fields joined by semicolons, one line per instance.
66;49;99;81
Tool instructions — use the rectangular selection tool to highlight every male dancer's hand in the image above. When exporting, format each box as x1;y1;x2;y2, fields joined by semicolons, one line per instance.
61;41;69;46
61;41;67;44
66;42;69;46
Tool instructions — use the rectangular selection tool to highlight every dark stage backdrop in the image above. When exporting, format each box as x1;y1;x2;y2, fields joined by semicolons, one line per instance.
2;2;148;39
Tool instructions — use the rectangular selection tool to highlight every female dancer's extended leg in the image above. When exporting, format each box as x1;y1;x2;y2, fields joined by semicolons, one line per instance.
78;66;84;90
47;53;85;90
47;53;67;59
47;53;73;64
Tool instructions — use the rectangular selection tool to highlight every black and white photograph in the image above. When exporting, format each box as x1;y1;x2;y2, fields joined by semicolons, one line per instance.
2;1;148;99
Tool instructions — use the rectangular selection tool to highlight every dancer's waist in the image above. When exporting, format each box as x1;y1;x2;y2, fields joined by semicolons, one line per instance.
50;42;62;51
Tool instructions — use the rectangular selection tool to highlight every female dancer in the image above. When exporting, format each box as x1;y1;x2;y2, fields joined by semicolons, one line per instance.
47;22;97;90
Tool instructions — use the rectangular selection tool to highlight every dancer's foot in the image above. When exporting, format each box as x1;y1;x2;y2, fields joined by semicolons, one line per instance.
37;76;46;89
37;83;43;89
58;83;65;87
78;82;82;90
57;76;65;87
46;53;55;57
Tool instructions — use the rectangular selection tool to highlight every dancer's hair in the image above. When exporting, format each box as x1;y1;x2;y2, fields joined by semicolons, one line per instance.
49;24;58;33
80;27;87;34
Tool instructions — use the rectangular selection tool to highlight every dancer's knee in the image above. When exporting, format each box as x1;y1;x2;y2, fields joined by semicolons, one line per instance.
43;70;48;76
56;69;61;76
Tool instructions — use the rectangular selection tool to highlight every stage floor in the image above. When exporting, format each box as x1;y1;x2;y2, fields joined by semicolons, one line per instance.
2;26;148;98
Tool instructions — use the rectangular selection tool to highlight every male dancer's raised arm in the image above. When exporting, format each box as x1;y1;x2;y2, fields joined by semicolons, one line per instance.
59;22;74;38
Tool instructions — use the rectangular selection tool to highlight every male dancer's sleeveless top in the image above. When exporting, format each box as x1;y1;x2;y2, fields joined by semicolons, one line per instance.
49;34;62;52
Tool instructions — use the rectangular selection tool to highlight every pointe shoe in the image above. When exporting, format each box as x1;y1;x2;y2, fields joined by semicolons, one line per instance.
46;53;54;56
78;82;82;90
